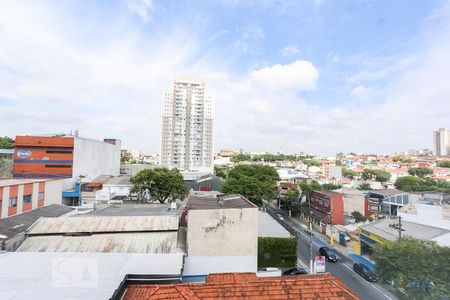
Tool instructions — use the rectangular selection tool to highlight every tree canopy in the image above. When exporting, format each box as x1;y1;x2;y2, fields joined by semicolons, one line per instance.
298;181;341;199
342;168;358;179
121;150;133;164
373;238;449;299
361;169;391;182
220;165;280;206
230;153;252;163
392;156;413;163
408;167;433;178
436;160;450;168
130;168;189;203
395;176;450;194
0;136;14;149
357;182;372;190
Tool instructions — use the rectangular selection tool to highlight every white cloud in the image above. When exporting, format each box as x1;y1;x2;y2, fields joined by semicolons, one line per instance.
250;60;319;92
350;85;374;101
123;0;154;21
281;46;299;57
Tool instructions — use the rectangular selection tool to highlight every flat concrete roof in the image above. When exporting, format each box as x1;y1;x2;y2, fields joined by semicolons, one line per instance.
187;194;256;210
85;204;180;216
0;178;51;187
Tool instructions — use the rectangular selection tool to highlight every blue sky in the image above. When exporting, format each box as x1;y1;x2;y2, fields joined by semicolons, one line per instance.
1;0;449;155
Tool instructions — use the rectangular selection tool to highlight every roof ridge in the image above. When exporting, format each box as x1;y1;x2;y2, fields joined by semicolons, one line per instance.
175;285;201;300
327;275;360;299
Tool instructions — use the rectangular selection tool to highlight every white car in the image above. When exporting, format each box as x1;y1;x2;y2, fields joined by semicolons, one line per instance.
276;213;284;220
257;267;282;277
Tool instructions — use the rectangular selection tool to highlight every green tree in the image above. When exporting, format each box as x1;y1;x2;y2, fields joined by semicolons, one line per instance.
373;238;449;299
121;150;133;164
214;165;228;179
0;136;14;149
298;180;322;200
230;153;252;163
357;183;372;190
408;167;433;178
221;165;280;206
436;160;450;168
362;169;391;182
130;168;189;203
342;168;358;179
321;183;341;190
350;211;372;222
284;189;300;202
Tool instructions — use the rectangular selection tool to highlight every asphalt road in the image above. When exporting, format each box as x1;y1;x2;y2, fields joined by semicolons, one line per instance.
273;209;398;300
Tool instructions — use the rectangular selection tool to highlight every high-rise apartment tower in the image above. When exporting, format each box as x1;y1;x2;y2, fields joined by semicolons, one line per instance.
160;78;214;172
433;128;450;156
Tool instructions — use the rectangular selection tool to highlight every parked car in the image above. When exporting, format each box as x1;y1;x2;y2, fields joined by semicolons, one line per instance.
257;267;282;277
319;246;337;262
353;263;378;282
276;213;284;220
282;267;308;276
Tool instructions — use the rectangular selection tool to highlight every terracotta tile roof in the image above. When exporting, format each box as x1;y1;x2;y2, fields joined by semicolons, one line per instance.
122;273;360;300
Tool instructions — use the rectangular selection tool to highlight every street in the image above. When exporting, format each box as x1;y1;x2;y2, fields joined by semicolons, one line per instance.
273;209;398;300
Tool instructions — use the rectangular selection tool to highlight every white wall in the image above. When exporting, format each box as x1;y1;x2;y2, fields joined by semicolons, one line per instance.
399;204;450;230
44;180;62;205
72;138;121;180
183;256;257;276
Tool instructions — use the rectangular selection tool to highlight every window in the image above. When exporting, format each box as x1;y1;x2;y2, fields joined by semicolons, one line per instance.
23;194;32;203
38;192;44;201
9;197;17;207
45;165;71;168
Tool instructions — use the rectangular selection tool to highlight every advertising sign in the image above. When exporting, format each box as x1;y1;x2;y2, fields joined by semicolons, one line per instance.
314;256;326;273
17;150;32;159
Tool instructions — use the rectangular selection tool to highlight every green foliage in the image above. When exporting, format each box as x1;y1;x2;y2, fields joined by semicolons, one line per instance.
408;167;433;178
130;168;189;203
350;211;372;222
436;160;450;168
299;180;322;199
362;169;391;182
335;160;343;166
392;156;413;163
214;165;229;179
321;183;341;190
373;238;449;299
342;168;358;179
284;189;300;202
301;158;322;167
357;183;372;190
230;153;252;163
258;237;297;268
121;150;133;164
0;136;14;149
221;165;280;206
395;176;450;194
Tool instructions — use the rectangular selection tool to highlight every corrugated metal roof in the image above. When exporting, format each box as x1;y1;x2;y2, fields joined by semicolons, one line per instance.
29;215;179;234
104;176;131;186
361;218;449;242
17;232;179;253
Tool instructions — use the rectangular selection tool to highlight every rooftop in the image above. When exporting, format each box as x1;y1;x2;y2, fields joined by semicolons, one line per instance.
258;211;291;238
360;218;450;242
0;178;52;187
368;189;405;197
85;204;180;216
120;273;359;300
187;194;256;210
0;204;74;239
104;176;132;186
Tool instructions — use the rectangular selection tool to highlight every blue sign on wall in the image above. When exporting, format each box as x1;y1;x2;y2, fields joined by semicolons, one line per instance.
17;150;32;159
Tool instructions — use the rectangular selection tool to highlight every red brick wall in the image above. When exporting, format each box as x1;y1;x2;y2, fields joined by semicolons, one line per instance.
330;194;344;225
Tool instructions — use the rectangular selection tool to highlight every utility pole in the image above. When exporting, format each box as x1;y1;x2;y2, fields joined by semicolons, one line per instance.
389;215;405;239
309;195;314;274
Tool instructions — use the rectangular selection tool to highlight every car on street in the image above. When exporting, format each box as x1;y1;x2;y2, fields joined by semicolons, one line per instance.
257;267;282;277
319;246;338;262
353;263;378;282
276;213;284;220
282;267;308;276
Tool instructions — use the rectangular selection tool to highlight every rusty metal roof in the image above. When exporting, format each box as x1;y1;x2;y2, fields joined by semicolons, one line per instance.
17;232;180;253
28;215;179;235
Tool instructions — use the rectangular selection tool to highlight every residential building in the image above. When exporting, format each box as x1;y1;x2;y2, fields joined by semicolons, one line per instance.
298;190;344;232
334;188;371;217
160;78;214;172
181;193;258;278
114;273;359;300
0;149;14;179
0;203;73;251
13;134;121;184
0;178;62;219
433;127;450;156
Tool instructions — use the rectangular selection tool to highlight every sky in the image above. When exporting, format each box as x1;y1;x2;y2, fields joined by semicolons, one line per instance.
1;0;450;155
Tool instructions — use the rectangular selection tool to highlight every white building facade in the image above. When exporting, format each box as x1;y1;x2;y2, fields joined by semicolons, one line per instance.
433;128;450;156
160;78;214;172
